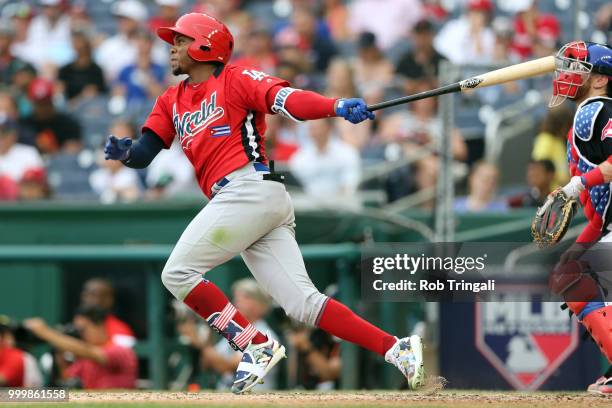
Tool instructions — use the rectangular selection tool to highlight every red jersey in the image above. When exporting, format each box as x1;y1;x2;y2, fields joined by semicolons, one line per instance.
105;314;136;348
0;346;24;387
66;343;137;389
143;64;289;198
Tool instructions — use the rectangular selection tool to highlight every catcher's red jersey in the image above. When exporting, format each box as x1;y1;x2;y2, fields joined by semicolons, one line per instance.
143;64;288;198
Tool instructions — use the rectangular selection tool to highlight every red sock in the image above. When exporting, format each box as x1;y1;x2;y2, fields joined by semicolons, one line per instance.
183;280;268;349
317;299;396;356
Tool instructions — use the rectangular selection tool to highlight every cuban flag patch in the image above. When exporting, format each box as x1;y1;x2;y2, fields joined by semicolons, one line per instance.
210;124;231;137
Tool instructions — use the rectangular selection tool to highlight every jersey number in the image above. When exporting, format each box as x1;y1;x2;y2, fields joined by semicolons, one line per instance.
242;69;268;82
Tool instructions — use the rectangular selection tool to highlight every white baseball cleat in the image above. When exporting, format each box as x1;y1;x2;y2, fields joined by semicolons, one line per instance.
385;334;425;390
231;337;286;394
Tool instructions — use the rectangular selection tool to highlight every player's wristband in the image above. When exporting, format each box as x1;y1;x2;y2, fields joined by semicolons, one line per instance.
580;168;604;188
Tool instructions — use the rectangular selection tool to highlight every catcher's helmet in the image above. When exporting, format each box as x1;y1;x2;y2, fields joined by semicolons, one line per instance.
550;41;612;107
157;13;234;64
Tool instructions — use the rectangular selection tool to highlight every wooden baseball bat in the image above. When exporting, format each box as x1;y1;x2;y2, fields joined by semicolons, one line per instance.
367;56;556;112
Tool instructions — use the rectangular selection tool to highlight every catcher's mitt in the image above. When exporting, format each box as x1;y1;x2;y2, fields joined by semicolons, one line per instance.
531;189;578;248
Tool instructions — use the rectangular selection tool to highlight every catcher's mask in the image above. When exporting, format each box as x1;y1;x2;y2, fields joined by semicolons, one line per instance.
549;41;592;107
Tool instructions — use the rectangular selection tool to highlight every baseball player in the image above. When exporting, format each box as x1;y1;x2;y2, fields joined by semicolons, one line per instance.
546;41;612;394
104;13;424;394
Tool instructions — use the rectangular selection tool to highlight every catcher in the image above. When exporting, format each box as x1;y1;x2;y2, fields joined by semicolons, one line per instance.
533;41;612;394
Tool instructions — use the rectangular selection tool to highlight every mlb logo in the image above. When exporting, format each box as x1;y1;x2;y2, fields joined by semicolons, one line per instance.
475;297;579;390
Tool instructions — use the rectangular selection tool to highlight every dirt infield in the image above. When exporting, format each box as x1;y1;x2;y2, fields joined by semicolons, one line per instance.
40;390;609;408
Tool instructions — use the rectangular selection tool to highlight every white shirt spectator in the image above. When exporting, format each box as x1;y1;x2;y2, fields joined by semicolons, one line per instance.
89;166;142;203
95;34;168;82
289;137;361;199
23;352;43;387
20;14;72;69
434;17;496;64
146;141;197;197
0;144;43;182
349;0;424;50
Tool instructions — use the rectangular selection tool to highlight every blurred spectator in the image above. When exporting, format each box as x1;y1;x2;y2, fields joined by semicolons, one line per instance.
0;91;26;136
421;0;448;23
68;0;91;31
58;29;107;105
323;0;351;43
0;118;43;184
24;306;137;389
491;17;521;64
434;0;496;65
511;0;560;60
21;0;73;71
232;29;278;74
507;159;555;208
148;0;183;34
348;0;424;50
18;167;50;200
0;19;36;88
114;29;165;106
200;279;279;390
352;32;394;103
286;325;341;390
455;161;507;213
275;7;337;73
396;19;446;95
192;0;243;26
412;155;439;210
324;59;370;150
478;17;524;106
289;119;360;200
265;113;302;163
145;139;197;200
20;77;82;154
531;105;573;187
80;278;136;348
192;0;250;58
95;0;149;82
594;4;612;44
3;2;34;64
0;315;43;387
0;175;18;200
379;79;467;161
89;119;142;203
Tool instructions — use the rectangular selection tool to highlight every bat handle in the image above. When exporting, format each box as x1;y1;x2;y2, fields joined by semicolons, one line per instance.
366;83;461;112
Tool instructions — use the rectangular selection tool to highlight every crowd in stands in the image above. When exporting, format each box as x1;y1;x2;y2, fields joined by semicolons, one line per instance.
0;0;609;210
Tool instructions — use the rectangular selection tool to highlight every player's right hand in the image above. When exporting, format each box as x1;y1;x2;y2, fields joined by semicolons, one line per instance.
104;135;132;161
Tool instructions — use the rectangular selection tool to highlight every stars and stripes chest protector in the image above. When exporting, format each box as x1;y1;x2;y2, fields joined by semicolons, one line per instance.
567;98;612;229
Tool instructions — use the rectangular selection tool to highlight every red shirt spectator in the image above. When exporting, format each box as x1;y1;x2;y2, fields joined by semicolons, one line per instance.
105;314;136;348
512;8;560;58
0;320;42;387
66;343;137;389
148;0;182;34
0;347;24;387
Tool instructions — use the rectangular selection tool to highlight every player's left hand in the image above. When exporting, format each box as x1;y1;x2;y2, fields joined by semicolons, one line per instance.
335;98;375;124
104;135;132;161
561;176;585;199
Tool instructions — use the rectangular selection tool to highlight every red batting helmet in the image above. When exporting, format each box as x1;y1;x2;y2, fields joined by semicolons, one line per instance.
157;13;234;64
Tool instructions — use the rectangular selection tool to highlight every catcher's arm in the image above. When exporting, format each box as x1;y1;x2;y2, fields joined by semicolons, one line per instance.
532;156;612;247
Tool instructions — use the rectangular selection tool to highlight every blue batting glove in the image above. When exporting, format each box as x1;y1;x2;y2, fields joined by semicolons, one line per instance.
104;135;132;161
335;98;375;124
